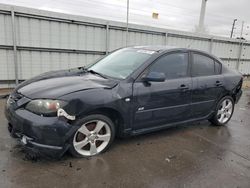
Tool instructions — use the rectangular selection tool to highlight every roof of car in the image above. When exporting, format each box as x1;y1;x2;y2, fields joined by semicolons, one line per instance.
131;45;177;52
130;45;222;62
131;45;216;55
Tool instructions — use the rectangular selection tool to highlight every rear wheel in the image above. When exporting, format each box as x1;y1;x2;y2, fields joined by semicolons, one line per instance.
209;96;234;126
69;114;115;157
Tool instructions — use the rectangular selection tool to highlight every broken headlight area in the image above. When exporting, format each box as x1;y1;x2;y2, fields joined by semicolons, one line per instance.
25;99;67;116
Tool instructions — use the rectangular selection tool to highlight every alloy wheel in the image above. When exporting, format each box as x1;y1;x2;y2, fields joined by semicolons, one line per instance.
73;120;111;156
217;99;233;124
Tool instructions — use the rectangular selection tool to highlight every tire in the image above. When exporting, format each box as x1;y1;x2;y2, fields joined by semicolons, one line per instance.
69;114;115;157
209;96;235;126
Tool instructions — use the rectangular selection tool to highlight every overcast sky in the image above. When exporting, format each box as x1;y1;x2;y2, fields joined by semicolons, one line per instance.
0;0;250;39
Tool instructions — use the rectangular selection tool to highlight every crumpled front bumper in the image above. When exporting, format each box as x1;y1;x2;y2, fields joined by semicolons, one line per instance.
5;102;77;158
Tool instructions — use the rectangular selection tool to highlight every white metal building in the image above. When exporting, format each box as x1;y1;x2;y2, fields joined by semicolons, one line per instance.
0;3;249;88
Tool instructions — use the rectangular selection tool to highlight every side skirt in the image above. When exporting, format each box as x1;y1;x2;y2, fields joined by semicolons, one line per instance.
130;112;214;136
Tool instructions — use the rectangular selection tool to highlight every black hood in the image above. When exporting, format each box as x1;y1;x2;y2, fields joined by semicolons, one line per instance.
16;68;118;99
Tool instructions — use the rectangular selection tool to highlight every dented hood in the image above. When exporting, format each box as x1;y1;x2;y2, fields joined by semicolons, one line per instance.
16;68;118;99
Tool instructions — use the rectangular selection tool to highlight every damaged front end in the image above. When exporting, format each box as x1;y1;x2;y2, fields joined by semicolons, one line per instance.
5;92;78;158
4;67;118;159
57;108;75;121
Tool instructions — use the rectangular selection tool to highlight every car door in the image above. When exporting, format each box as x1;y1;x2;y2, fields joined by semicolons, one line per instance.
191;52;224;118
132;52;192;130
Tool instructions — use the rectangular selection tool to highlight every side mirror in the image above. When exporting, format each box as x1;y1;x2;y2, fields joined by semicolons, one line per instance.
142;72;166;82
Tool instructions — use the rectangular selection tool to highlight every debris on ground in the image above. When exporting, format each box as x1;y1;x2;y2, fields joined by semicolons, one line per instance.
165;158;170;162
69;162;73;168
165;154;177;162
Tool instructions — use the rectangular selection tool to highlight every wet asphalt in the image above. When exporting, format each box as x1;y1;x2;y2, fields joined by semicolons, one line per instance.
0;90;250;188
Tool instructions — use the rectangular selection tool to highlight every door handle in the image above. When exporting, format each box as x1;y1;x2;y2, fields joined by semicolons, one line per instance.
215;81;223;87
179;84;189;91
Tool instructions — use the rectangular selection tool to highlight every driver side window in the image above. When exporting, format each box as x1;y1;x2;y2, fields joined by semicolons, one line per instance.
148;52;189;79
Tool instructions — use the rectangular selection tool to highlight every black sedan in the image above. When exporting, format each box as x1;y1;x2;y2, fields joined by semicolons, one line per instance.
5;46;243;158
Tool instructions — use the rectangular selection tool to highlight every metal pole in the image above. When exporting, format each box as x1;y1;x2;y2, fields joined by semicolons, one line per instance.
106;22;109;55
197;0;207;32
230;19;237;38
240;21;244;38
11;8;18;85
126;0;129;47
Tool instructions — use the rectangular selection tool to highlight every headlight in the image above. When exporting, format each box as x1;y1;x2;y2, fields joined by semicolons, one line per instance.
25;99;67;116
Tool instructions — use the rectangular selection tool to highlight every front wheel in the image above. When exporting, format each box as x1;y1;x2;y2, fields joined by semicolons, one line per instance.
69;114;115;157
209;96;234;126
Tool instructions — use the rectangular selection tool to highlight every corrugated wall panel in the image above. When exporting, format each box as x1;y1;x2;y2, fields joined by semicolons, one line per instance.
0;83;16;88
128;32;165;46
0;49;15;80
109;29;126;51
241;44;250;59
239;61;250;75
167;37;210;52
15;16;106;51
221;59;237;70
0;14;12;45
17;51;101;80
212;42;239;59
193;39;210;52
109;30;165;51
0;4;250;88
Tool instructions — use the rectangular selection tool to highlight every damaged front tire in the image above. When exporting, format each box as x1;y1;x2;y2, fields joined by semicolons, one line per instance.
69;114;115;157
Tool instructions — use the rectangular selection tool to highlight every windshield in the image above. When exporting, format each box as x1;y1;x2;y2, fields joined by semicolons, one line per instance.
88;48;154;79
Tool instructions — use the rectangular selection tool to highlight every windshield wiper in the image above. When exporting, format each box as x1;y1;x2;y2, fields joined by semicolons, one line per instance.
87;69;107;79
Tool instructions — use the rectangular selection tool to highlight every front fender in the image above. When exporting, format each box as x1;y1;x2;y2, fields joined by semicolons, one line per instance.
59;83;133;131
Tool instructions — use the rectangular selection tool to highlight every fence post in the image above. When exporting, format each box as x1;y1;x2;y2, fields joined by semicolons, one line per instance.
106;22;109;55
209;37;213;53
165;32;168;45
11;8;18;85
236;41;243;70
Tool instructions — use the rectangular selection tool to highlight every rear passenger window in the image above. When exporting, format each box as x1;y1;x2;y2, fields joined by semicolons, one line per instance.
192;53;215;76
148;53;188;79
